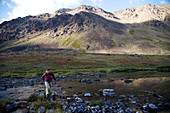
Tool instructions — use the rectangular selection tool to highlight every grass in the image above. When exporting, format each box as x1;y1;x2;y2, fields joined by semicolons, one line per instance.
71;39;86;53
129;30;135;35
140;37;154;42
0;50;169;78
29;101;63;112
89;101;104;107
0;98;12;112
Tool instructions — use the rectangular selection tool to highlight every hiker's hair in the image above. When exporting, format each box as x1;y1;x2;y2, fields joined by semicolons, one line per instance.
46;69;50;71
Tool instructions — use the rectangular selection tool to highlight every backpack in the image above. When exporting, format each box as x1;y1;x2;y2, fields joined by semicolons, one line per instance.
45;72;52;82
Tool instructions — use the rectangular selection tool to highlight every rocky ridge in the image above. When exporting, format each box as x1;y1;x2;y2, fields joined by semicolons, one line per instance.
0;4;170;54
113;4;170;24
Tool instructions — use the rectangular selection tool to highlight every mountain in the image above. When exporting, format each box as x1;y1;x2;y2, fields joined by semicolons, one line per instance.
0;4;170;55
55;5;116;20
113;4;170;24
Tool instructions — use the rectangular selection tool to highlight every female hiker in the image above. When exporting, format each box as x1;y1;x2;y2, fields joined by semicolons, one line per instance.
42;69;56;97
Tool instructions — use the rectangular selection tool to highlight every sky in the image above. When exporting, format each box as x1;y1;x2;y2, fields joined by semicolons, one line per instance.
0;0;170;24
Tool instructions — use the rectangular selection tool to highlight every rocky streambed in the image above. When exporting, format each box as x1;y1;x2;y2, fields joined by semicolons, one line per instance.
0;71;170;113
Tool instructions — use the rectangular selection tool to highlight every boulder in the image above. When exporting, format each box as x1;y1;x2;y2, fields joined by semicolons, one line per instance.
130;100;136;104
84;93;92;97
75;98;84;103
103;89;115;97
0;86;7;91
81;79;87;82
73;94;78;97
6;103;19;112
60;94;67;98
125;108;133;113
120;95;126;98
148;103;157;109
29;110;35;113
38;106;45;113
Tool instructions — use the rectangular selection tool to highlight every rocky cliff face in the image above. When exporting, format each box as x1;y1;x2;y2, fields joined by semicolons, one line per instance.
0;5;170;55
113;4;170;24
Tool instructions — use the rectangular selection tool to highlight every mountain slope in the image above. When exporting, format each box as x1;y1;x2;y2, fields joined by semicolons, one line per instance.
113;4;170;24
0;5;170;55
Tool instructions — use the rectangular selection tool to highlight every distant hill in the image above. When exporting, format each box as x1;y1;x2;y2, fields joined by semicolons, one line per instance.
0;4;170;55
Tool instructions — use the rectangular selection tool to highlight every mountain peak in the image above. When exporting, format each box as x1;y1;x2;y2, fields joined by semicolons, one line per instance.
0;4;170;55
113;3;170;23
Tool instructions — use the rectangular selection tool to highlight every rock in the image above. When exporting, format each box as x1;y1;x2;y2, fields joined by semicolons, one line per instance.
29;110;35;113
60;94;67;98
46;109;56;113
111;78;115;82
158;104;165;110
94;79;100;81
125;108;133;113
130;100;136;104
148;103;158;109
38;106;45;113
95;93;100;96
85;101;90;105
120;95;126;98
77;92;82;94
130;95;134;98
124;79;133;83
6;103;19;112
28;102;32;106
39;93;44;97
68;86;72;88
118;99;124;102
63;105;67;110
59;87;63;90
86;79;93;83
55;85;60;87
73;94;78;97
81;79;87;82
75;97;84;103
84;93;92;97
59;76;66;79
67;97;74;102
164;102;170;109
152;92;162;98
50;92;56;101
103;89;115;97
0;87;7;91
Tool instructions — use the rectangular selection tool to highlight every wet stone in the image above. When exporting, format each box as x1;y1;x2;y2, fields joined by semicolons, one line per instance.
55;85;60;87
0;87;7;91
60;94;67;98
149;103;158;110
120;95;126;98
84;93;92;97
6;103;19;112
38;106;45;113
130;95;134;98
125;108;133;113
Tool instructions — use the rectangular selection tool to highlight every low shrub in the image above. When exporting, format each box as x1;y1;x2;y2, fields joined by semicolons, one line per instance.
0;98;12;112
89;101;104;107
28;93;38;102
129;30;134;35
99;69;107;73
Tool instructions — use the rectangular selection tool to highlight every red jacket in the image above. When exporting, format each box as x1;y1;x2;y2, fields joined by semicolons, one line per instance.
42;72;56;83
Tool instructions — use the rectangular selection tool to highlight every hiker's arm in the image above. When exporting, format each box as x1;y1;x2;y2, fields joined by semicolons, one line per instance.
42;74;45;82
52;73;56;81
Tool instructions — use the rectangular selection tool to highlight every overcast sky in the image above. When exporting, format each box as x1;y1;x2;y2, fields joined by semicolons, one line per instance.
0;0;169;24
